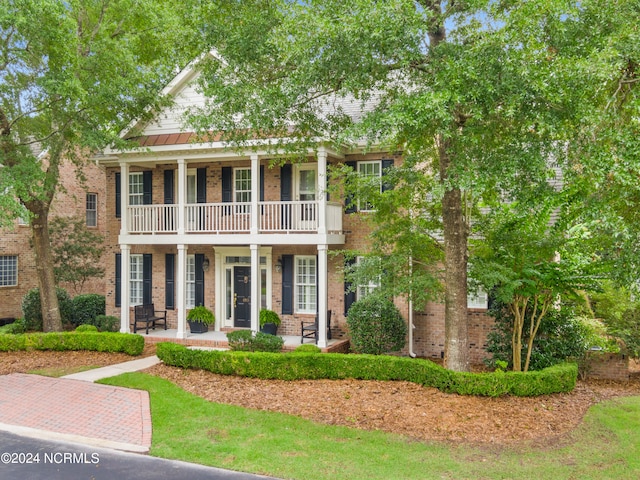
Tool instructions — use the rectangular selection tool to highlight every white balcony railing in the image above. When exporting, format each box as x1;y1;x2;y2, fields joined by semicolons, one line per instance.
126;201;343;235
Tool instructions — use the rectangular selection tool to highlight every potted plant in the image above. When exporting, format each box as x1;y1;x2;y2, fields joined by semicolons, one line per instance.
259;308;281;335
186;305;215;334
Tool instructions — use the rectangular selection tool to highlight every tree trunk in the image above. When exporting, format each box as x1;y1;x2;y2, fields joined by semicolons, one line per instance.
30;202;62;332
438;137;470;372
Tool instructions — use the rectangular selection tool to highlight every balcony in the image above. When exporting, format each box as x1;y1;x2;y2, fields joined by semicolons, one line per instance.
126;201;343;235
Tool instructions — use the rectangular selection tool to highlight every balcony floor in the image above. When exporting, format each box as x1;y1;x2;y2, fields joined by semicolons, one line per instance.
137;328;350;353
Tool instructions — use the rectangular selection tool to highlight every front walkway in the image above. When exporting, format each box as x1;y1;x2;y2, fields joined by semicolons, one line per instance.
138;329;350;353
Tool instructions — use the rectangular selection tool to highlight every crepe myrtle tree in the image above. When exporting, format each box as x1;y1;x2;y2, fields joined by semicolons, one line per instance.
187;0;635;371
0;0;200;331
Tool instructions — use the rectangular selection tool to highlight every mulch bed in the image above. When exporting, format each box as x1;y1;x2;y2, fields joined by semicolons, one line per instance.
2;348;638;446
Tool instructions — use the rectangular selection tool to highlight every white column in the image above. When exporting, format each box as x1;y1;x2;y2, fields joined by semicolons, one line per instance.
250;154;260;235
250;244;260;333
317;148;327;235
176;244;187;339
317;244;328;348
177;159;186;235
120;244;130;333
119;162;129;236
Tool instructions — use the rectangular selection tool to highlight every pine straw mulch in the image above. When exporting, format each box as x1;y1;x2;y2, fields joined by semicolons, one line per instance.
2;348;639;447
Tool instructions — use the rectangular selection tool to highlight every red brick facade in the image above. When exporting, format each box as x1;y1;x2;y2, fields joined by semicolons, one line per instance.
0;159;106;320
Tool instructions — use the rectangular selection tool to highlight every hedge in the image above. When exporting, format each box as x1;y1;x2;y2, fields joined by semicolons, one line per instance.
0;332;144;356
156;343;577;397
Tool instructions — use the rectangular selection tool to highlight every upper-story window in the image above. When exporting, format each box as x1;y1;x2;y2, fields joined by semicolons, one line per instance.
129;173;144;206
86;193;97;227
234;168;251;203
0;255;18;287
358;161;382;212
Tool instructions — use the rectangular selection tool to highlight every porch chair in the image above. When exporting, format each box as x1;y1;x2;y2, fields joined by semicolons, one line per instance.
301;310;332;344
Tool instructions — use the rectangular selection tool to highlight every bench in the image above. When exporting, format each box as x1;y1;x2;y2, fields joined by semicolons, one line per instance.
133;304;167;334
301;310;332;344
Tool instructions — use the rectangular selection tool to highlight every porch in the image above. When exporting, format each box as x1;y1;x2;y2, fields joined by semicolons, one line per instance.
138;329;351;354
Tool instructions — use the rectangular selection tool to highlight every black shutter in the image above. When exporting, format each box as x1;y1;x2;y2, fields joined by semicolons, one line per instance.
381;159;394;192
197;168;207;203
344;161;357;213
260;164;265;201
280;164;292;201
281;254;293;315
115;172;121;218
143;254;152;305
165;254;175;310
164;170;174;204
195;254;205;306
142;171;152;205
222;167;232;202
344;257;356;316
115;253;122;307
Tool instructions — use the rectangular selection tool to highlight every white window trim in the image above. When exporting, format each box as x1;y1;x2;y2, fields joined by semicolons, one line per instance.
130;254;144;306
234;167;252;203
356;256;381;300
295;255;317;314
0;255;18;287
467;289;488;309
357;160;382;212
129;172;144;206
86;192;98;227
186;254;196;309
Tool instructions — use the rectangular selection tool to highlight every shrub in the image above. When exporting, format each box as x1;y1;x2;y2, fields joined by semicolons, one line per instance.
295;344;321;353
75;324;99;332
156;343;577;397
93;315;120;332
226;330;284;352
486;301;592;371
21;288;73;331
71;294;106;327
0;318;26;334
608;305;640;358
0;332;144;355
227;330;254;351
347;295;407;355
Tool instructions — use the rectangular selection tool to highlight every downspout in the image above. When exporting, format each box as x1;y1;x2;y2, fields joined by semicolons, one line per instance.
408;255;416;358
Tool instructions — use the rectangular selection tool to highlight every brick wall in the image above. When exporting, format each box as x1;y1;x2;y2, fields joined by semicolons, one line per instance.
0;158;106;319
584;352;630;381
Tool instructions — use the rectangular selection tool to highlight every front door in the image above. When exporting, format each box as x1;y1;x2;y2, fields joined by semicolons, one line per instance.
233;266;251;328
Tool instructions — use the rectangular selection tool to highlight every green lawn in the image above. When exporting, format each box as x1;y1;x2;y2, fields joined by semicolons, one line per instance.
100;373;640;480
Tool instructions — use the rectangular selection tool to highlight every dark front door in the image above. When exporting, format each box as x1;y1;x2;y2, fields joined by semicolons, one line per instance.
234;266;251;328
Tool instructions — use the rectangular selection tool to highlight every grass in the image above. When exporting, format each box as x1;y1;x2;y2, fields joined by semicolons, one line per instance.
99;373;640;480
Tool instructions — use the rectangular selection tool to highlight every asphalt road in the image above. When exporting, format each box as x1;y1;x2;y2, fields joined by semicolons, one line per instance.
0;431;277;480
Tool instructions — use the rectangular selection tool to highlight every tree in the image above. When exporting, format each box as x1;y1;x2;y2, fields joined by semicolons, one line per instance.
49;216;105;294
471;198;597;371
188;0;630;371
0;0;199;331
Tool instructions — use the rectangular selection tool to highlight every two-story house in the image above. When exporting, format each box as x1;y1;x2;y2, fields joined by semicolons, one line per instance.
99;57;493;360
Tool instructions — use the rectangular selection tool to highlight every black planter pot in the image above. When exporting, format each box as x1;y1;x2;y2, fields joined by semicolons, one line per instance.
260;323;278;335
188;321;209;334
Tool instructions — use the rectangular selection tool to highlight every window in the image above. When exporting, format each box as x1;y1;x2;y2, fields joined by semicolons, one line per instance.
295;256;317;313
130;254;144;306
467;289;488;309
356;256;381;300
358;161;382;211
86;193;97;227
0;256;18;287
129;172;144;206
186;254;196;309
234;168;251;203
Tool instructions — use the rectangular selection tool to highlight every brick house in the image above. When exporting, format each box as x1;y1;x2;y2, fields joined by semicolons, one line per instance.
0;152;106;321
98;57;494;362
